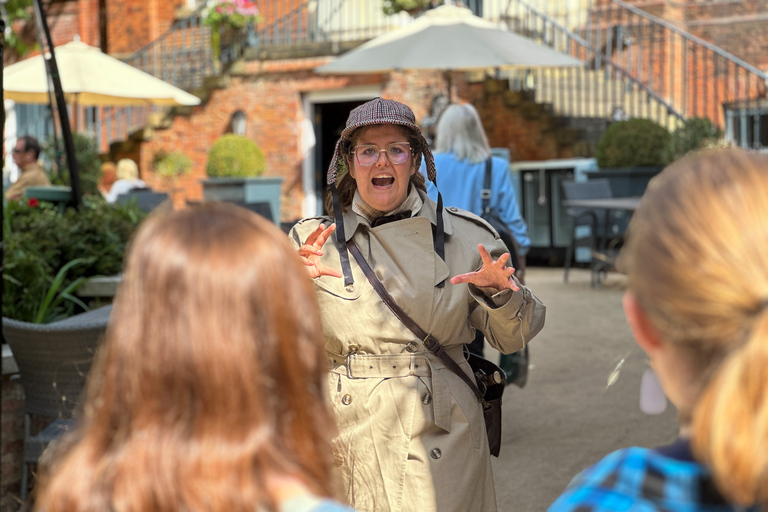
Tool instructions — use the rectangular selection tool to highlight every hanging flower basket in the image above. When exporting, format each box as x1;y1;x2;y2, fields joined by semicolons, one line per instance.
203;0;262;65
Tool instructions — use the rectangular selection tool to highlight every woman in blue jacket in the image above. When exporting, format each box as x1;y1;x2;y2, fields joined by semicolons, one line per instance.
421;103;530;360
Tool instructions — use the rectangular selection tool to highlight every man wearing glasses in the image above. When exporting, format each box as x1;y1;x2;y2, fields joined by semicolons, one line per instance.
5;135;50;201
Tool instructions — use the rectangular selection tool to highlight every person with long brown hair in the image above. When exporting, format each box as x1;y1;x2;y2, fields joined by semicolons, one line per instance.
34;203;356;512
549;148;768;512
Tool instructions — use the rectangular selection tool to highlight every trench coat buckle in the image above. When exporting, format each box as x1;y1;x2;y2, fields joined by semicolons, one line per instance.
422;334;444;357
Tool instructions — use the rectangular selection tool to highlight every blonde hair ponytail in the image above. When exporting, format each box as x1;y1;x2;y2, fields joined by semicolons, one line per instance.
620;148;768;508
692;307;768;506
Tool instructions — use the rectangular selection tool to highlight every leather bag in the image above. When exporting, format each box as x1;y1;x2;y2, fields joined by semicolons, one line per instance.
347;240;505;457
481;157;529;389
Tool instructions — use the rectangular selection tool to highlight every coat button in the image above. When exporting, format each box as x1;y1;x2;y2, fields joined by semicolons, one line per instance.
345;284;355;292
347;344;359;354
447;207;458;212
422;393;432;405
430;448;442;459
341;394;352;405
405;341;418;353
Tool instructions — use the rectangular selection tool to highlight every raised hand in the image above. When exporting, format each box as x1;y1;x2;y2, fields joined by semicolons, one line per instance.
450;244;519;292
298;223;343;279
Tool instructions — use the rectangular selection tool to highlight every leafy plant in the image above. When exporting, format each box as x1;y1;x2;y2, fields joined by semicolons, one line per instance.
33;258;91;324
2;0;37;59
43;133;103;197
382;0;432;15
3;198;146;322
669;117;723;161
206;134;266;178
596;118;672;168
153;150;193;183
203;0;262;29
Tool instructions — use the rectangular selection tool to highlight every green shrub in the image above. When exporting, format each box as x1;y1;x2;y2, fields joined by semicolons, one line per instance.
206;134;265;178
669;117;723;161
2;198;146;322
381;0;430;15
43;133;103;197
596;119;672;168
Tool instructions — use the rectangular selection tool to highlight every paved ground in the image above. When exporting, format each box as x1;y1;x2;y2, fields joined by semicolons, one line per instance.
488;267;680;511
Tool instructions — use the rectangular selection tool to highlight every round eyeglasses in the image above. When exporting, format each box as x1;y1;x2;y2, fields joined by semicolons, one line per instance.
353;142;411;166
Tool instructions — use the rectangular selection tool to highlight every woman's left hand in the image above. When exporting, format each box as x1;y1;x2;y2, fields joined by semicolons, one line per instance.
450;244;520;292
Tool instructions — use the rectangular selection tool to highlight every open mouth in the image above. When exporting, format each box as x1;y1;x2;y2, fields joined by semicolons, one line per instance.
371;175;394;188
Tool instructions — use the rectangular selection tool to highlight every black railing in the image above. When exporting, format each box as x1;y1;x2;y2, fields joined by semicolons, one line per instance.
507;0;685;132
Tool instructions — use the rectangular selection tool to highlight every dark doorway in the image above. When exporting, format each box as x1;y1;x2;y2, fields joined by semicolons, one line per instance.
314;100;367;215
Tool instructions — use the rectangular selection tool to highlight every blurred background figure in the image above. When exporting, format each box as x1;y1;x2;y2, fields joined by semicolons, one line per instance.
105;158;145;203
423;103;530;360
5;135;50;201
549;148;768;512
98;161;117;199
34;203;355;512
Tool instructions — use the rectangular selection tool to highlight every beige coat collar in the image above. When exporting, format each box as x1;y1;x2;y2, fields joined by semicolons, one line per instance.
339;187;454;242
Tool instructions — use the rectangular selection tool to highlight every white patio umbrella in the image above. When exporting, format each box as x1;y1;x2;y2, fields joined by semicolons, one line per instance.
316;5;582;75
4;40;201;107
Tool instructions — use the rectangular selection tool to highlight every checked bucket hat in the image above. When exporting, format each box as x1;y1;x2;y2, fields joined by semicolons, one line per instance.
327;97;437;185
327;97;445;287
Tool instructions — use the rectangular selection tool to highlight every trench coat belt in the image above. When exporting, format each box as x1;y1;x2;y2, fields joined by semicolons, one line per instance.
327;345;466;433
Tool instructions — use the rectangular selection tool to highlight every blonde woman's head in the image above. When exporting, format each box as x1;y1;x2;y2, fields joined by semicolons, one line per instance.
619;147;768;506
116;158;139;180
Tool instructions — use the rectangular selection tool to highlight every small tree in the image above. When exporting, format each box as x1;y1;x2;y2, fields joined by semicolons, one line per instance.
596;118;672;168
206;134;266;178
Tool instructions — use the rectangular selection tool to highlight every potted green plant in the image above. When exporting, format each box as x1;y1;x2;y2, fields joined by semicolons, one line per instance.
203;0;262;70
201;134;283;223
592;118;672;197
153;150;193;205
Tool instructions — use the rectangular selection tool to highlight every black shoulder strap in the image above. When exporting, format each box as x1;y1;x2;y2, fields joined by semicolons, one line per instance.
481;157;492;215
346;240;483;401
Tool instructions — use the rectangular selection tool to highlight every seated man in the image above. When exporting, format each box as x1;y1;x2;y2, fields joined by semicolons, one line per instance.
5;136;50;201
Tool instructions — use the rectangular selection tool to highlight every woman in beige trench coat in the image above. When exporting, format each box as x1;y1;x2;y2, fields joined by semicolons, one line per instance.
290;98;546;512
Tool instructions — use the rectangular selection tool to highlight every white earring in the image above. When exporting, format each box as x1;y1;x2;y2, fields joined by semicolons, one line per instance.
640;368;668;415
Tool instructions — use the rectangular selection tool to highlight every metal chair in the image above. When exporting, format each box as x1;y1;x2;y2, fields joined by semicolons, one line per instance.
2;315;108;503
561;179;622;285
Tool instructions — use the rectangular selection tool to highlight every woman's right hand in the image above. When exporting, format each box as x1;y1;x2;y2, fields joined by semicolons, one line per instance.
298;223;343;279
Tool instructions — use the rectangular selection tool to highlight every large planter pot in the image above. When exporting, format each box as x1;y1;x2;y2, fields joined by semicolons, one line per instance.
200;176;284;224
585;166;663;197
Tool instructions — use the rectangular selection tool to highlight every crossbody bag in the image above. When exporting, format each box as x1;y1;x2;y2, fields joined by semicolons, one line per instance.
347;240;506;457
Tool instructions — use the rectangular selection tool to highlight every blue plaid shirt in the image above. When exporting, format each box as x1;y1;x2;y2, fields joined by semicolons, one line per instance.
548;439;761;512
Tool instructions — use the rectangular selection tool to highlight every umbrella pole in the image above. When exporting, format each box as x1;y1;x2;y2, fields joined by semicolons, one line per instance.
33;0;82;209
444;70;453;103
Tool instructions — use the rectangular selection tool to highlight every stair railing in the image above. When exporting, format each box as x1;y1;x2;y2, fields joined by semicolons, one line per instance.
509;0;685;131
584;0;767;146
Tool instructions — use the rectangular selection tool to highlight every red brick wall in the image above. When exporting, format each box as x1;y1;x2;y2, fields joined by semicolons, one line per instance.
107;0;186;55
133;62;579;218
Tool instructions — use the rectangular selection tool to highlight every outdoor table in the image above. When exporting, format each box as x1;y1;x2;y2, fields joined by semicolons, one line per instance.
561;196;642;287
562;196;641;250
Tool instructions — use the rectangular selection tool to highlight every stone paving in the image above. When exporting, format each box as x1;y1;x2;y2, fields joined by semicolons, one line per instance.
489;267;679;511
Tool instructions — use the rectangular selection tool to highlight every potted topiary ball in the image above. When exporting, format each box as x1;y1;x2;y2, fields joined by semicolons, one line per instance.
201;134;283;223
591;118;672;197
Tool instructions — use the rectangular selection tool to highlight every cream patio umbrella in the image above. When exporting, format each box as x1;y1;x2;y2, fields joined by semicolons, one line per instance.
4;39;201;107
316;4;582;97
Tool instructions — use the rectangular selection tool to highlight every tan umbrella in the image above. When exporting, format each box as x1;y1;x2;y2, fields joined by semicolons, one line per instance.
4;40;201;107
317;5;581;74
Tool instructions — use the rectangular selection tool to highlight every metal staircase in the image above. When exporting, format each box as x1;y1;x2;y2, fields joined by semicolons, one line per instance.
504;0;767;147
